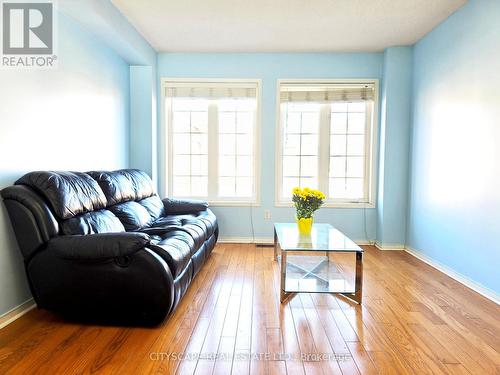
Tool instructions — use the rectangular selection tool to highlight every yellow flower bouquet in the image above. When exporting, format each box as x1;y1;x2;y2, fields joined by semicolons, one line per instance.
292;187;325;235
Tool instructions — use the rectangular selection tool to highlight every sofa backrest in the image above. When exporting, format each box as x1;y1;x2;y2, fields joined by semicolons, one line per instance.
16;171;107;219
13;171;126;237
2;169;164;260
87;169;164;231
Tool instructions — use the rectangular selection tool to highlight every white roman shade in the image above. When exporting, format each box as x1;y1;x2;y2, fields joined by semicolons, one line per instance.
280;83;375;103
165;81;258;99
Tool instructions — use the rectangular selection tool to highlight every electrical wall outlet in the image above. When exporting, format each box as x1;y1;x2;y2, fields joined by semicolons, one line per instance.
264;210;271;220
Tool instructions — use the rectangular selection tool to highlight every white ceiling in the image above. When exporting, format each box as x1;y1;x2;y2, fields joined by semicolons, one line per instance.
111;0;466;52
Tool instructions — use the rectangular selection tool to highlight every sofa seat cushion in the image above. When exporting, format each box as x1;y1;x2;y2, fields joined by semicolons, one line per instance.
151;210;217;241
149;234;194;279
138;196;165;222
149;217;204;249
109;201;154;231
195;210;217;238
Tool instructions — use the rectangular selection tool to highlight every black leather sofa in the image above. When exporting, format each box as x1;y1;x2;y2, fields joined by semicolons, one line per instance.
1;169;218;325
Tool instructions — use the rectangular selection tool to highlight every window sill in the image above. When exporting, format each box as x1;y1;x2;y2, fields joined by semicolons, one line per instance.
274;201;376;209
208;200;260;207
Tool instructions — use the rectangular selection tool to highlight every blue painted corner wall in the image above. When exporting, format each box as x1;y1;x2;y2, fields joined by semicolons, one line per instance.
377;47;413;247
407;0;500;295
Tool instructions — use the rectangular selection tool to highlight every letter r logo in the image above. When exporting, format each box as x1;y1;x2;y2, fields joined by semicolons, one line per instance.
2;2;53;54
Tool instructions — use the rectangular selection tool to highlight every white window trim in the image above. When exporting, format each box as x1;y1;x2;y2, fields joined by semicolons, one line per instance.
275;79;379;208
160;78;262;207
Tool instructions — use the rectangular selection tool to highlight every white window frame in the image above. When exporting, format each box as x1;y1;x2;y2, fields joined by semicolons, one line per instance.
160;78;262;207
275;79;379;208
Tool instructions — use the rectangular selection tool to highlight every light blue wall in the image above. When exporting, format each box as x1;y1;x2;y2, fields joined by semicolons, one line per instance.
60;0;158;180
376;47;412;247
0;3;151;316
59;0;156;66
130;66;156;180
408;0;500;294
157;53;383;241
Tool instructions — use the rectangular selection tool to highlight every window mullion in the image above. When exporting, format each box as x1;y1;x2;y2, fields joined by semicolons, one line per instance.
318;104;330;195
364;101;372;202
166;99;173;197
278;103;286;201
207;102;218;199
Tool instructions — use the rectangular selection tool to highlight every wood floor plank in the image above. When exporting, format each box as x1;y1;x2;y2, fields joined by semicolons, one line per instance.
406;323;460;365
269;360;287;375
299;294;344;374
266;327;284;360
192;244;244;375
368;350;411;375
419;323;499;375
52;326;121;374
289;305;316;357
175;317;211;375
303;361;324;375
346;342;379;375
0;309;52;348
5;322;81;374
231;243;256;375
0;244;498;375
212;335;236;375
250;246;268;375
444;363;474;375
0;313;61;373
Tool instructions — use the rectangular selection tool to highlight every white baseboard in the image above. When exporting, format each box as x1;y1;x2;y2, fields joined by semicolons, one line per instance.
218;237;375;246
218;236;274;244
355;240;375;246
375;242;405;250
0;299;36;330
405;246;499;305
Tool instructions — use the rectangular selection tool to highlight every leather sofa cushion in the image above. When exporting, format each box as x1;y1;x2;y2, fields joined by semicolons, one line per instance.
149;235;193;279
152;210;217;239
152;221;205;247
139;211;216;260
194;210;217;238
16;171;107;220
61;209;125;235
87;169;156;205
109;201;154;231
138;195;165;222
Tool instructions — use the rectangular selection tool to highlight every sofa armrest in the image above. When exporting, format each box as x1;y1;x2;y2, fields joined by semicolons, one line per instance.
47;232;150;261
162;197;208;214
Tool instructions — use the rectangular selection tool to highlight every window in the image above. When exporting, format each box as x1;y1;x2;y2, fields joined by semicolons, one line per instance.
163;79;260;205
276;80;378;207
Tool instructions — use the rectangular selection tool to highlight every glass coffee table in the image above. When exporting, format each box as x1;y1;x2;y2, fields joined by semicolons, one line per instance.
274;223;363;304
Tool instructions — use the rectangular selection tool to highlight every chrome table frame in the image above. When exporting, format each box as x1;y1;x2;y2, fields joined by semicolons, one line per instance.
273;227;363;304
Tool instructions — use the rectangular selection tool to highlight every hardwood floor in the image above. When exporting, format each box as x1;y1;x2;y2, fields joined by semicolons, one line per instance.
0;244;499;374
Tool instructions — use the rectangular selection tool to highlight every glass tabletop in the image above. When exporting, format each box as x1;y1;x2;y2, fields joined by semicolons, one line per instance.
274;223;363;252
